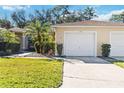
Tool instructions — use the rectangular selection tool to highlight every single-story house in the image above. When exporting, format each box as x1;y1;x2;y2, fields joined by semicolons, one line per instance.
52;20;124;57
9;27;28;51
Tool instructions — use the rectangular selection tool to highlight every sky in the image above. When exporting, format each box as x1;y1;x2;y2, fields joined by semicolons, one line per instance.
0;5;124;21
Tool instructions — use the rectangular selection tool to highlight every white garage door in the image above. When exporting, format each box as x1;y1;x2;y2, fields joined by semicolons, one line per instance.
110;32;124;56
64;31;96;56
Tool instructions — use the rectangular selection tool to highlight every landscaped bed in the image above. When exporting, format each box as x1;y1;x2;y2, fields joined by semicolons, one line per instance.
0;58;63;88
113;61;124;68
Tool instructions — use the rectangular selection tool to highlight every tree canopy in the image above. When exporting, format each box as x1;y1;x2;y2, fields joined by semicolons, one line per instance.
11;10;27;28
10;6;98;28
110;12;124;22
83;7;97;20
0;29;19;43
0;19;12;29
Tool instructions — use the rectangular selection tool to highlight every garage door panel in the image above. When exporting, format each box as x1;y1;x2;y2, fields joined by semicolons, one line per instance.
110;32;124;56
64;31;96;56
111;48;124;56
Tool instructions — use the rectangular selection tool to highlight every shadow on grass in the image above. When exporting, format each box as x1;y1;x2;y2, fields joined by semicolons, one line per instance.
0;57;12;59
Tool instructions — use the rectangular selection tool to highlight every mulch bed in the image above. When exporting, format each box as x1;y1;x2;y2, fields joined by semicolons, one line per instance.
24;52;48;57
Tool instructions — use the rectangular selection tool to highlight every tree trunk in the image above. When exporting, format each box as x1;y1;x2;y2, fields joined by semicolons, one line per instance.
34;42;38;53
42;42;46;54
39;44;42;54
37;30;42;54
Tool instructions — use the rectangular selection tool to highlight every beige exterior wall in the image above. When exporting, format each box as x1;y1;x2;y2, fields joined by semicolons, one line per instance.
55;26;124;56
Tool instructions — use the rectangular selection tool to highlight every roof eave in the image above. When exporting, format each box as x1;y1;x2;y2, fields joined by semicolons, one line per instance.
10;31;25;33
52;26;124;28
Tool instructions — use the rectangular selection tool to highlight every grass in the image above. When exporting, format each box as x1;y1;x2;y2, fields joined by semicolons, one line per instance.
0;58;63;88
113;61;124;68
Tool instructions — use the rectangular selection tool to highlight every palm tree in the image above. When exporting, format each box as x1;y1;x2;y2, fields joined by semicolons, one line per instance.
25;20;51;54
83;7;97;20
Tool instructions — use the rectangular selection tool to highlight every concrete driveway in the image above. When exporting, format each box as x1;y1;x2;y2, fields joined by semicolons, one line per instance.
61;57;124;88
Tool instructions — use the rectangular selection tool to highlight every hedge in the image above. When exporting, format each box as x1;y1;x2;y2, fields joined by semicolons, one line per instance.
0;42;20;56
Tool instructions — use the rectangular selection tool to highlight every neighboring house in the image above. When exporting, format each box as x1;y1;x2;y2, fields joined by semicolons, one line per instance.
9;27;28;51
52;20;124;57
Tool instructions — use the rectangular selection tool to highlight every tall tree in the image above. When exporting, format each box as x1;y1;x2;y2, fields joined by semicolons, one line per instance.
25;20;53;54
11;10;27;28
28;9;53;25
28;6;98;25
0;19;12;29
110;12;124;23
51;6;97;23
52;5;70;24
82;6;97;20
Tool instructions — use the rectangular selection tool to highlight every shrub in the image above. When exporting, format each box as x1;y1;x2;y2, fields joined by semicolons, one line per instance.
27;39;35;52
0;42;20;55
0;51;6;56
44;42;55;54
9;43;20;53
35;42;55;55
57;44;63;56
6;49;12;55
101;44;111;57
0;29;20;56
0;42;6;51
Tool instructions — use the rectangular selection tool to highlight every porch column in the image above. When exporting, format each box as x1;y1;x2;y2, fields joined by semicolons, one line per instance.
25;36;28;49
22;34;26;50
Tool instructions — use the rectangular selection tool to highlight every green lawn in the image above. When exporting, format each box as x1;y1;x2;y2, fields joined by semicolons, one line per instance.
113;61;124;68
0;58;63;88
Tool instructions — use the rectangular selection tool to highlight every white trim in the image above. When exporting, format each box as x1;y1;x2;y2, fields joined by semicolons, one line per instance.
54;28;58;56
63;32;66;56
52;26;124;28
109;32;112;57
63;31;97;57
110;31;124;57
95;31;97;57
